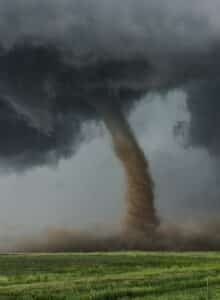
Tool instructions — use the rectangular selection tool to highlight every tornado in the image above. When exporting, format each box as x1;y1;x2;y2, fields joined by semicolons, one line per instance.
95;102;158;233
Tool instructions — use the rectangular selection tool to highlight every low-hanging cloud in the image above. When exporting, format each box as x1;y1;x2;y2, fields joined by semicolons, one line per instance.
184;81;220;156
0;0;220;170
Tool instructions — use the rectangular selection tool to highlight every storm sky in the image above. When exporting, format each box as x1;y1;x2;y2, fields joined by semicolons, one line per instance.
0;0;220;236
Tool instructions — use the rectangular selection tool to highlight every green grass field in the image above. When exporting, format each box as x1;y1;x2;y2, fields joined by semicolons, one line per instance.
0;252;219;299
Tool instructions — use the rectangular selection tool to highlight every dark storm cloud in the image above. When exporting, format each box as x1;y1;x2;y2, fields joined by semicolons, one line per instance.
0;98;81;170
1;0;220;169
0;42;150;169
184;81;220;155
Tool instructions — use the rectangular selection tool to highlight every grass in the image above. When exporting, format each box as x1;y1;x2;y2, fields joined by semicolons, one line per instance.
0;252;219;299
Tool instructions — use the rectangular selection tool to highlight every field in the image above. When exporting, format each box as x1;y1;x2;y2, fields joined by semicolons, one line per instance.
0;252;219;299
